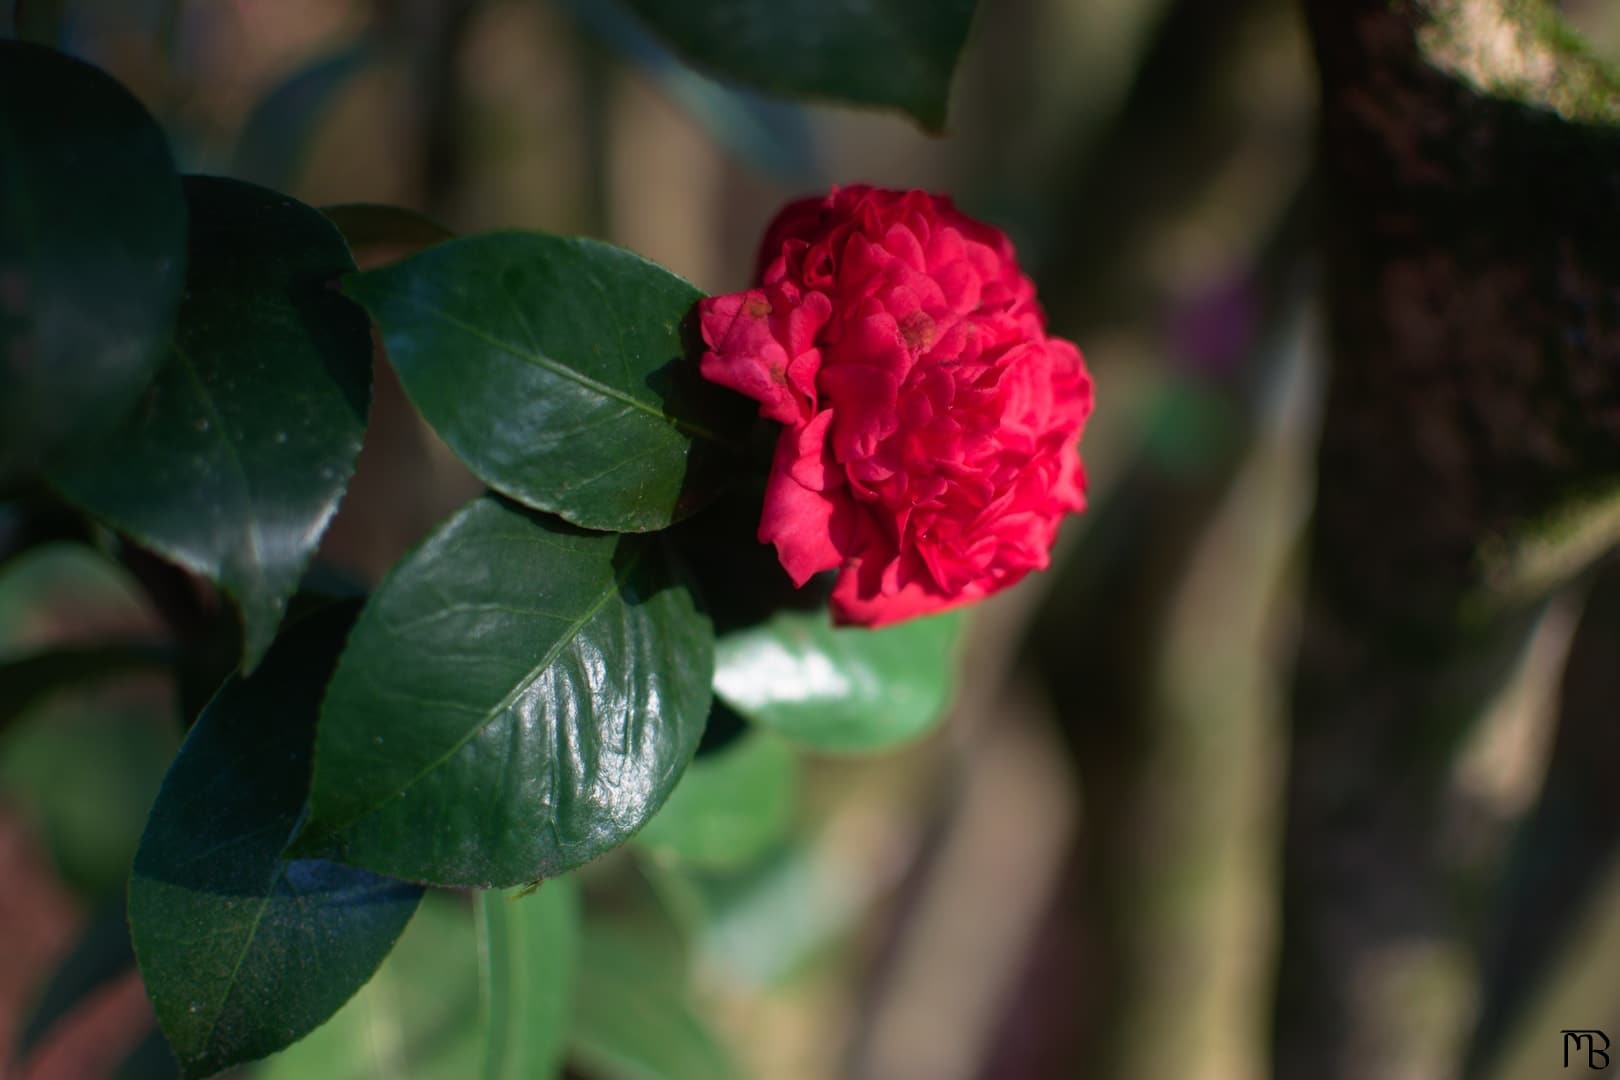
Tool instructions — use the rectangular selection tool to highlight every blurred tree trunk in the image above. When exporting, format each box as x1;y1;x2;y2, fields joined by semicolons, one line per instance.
1277;2;1620;1078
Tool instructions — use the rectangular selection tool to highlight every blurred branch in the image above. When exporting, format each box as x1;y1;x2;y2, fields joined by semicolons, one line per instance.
1276;2;1620;1077
376;0;481;216
1466;558;1620;1079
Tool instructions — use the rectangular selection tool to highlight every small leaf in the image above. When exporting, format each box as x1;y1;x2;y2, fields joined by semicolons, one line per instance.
714;609;963;751
52;176;373;670
129;604;423;1080
343;231;747;533
0;40;186;477
621;0;980;131
475;881;580;1080
258;891;484;1080
572;921;738;1080
635;730;798;868
297;495;714;887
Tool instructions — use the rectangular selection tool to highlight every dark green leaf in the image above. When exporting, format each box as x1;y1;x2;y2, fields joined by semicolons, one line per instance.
114;1028;180;1080
621;0;979;130
475;881;579;1080
129;604;422;1080
343;232;745;533
52;176;373;670
571;921;738;1080
296;495;714;887
714;610;963;751
556;0;819;181
232;43;374;191
321;203;456;256
15;901;135;1063
259;891;483;1080
635;731;797;868
0;41;186;477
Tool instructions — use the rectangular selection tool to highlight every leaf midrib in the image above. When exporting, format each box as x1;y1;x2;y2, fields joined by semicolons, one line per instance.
397;294;734;449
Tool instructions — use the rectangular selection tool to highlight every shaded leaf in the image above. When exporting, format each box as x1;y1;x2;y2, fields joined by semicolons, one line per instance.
621;0;979;130
52;176;373;670
129;604;422;1079
557;0;819;181
258;891;484;1080
714;609;963;750
0;41;186;477
635;730;798;868
343;231;746;533
296;495;714;887
475;881;580;1079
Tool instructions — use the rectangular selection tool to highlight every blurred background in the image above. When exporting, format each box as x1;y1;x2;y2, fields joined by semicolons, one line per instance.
4;1;1620;1078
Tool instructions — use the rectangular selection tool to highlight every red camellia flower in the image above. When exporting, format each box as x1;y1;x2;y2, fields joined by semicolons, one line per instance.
699;185;1094;627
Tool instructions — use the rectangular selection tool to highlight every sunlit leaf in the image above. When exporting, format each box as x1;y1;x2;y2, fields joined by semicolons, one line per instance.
343;232;747;533
296;495;714;887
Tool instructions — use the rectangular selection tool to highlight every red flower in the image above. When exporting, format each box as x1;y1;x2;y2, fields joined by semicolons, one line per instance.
699;186;1093;627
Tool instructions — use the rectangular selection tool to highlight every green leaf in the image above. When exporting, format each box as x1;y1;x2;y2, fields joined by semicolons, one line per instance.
342;231;746;533
297;495;715;887
52;176;373;670
713;609;963;751
0;41;186;478
129;604;423;1080
475;881;580;1080
621;0;979;131
258;891;483;1080
635;729;798;868
571;922;738;1080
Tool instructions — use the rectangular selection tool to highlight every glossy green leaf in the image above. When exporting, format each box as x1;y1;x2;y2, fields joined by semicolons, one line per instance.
258;891;484;1080
713;609;963;751
475;881;580;1080
297;495;715;887
342;231;746;533
0;41;186;477
621;0;979;130
571;922;738;1080
52;176;373;670
635;730;798;868
129;605;423;1080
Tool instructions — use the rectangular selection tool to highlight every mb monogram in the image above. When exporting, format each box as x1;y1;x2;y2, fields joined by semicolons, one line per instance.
1565;1029;1611;1069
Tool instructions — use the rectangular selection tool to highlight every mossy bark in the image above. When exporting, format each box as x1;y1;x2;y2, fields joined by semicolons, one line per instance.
1277;2;1620;1077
